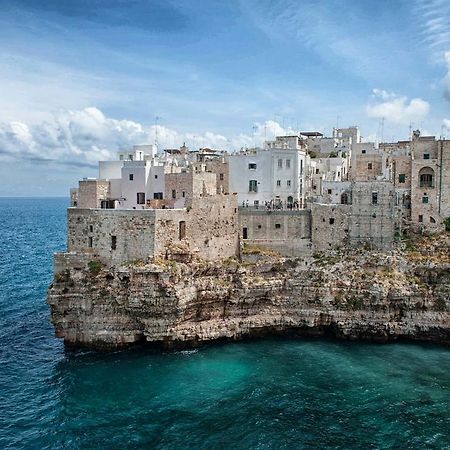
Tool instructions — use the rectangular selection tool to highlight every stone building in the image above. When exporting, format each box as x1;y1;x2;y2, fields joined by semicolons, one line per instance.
66;193;239;264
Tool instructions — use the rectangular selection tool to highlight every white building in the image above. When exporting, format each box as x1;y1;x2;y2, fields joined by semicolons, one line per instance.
228;135;307;208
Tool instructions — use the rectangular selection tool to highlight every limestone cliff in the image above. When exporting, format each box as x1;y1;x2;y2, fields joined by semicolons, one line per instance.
47;235;450;349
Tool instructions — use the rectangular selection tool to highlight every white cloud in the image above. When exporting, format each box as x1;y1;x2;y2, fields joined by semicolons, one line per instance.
0;107;291;167
366;93;430;125
372;89;396;100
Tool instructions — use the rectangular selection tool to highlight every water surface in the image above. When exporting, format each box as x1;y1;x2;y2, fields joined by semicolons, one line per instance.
0;197;449;449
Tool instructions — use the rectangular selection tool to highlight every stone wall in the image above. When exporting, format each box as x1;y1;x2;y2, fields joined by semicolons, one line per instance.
349;181;395;249
239;209;312;256
78;180;110;209
164;170;217;207
311;203;351;252
65;193;239;265
353;154;383;181
68;208;157;264
205;160;229;194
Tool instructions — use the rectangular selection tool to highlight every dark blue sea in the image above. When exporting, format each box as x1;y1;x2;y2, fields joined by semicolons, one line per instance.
1;197;450;449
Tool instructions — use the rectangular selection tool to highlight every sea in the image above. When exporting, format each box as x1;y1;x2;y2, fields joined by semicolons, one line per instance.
0;197;449;449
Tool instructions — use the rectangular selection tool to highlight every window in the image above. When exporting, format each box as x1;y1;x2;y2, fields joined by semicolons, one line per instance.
119;154;124;160
278;159;282;168
182;191;186;198
153;192;163;199
89;225;93;233
179;221;186;240
362;149;366;154
137;192;145;204
418;215;423;223
248;163;257;170
249;180;258;192
129;154;133;160
399;174;406;183
276;180;281;187
88;237;93;248
372;192;378;205
430;216;436;223
154;175;158;179
327;189;332;195
219;173;224;180
287;180;291;187
341;192;349;205
422;196;428;204
111;235;117;250
257;224;262;229
286;159;291;168
275;223;281;229
420;173;434;187
316;169;319;174
129;174;134;181
424;153;430;160
329;218;335;225
368;163;373;170
254;200;259;208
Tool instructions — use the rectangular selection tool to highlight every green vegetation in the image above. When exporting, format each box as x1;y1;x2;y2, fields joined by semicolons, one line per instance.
88;260;103;275
444;217;450;232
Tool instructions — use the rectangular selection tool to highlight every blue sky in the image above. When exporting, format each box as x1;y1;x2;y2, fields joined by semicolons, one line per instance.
1;0;450;195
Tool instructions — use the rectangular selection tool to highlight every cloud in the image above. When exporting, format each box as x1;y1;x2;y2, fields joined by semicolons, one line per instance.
0;107;292;168
366;92;429;125
415;0;450;54
443;51;450;101
372;89;396;100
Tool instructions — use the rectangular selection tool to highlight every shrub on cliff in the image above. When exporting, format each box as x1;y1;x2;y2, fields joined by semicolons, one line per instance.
88;260;102;275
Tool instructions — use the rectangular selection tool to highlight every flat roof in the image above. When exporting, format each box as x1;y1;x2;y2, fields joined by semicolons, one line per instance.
300;131;324;137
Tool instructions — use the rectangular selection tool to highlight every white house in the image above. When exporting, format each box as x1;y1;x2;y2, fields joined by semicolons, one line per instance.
228;135;307;208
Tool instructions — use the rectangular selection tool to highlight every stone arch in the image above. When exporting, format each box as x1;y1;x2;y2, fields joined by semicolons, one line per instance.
419;167;435;188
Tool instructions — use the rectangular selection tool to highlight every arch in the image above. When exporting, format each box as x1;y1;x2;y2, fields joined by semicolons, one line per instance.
287;196;293;205
430;216;436;223
419;167;435;188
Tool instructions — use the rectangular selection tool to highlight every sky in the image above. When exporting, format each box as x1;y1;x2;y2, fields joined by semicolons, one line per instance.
1;0;450;196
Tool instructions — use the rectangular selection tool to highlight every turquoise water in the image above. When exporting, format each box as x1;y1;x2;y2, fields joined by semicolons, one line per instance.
0;198;450;449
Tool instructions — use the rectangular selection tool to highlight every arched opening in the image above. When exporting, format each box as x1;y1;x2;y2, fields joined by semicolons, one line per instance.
430;216;436;223
419;167;435;188
287;196;293;208
341;192;350;205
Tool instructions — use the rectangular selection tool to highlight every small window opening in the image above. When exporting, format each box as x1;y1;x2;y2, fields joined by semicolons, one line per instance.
329;218;335;225
179;221;186;240
88;237;93;248
129;174;134;181
111;235;117;250
372;192;378;205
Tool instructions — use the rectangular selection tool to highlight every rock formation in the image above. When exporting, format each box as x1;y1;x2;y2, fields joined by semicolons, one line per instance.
48;234;450;350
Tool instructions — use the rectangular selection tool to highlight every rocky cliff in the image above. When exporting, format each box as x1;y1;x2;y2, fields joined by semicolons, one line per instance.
48;235;450;350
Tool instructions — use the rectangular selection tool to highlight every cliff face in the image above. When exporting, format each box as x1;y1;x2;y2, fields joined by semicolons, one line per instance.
48;238;450;350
